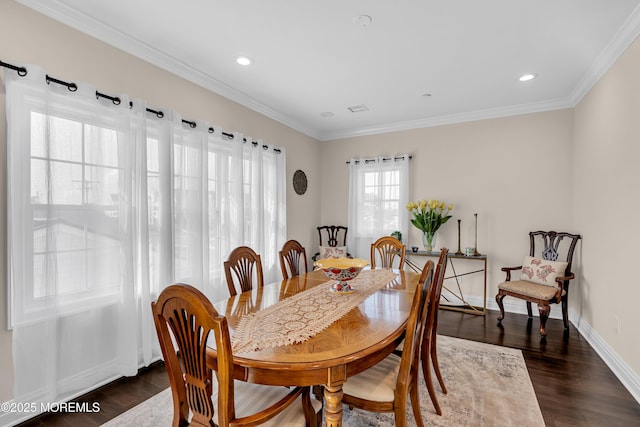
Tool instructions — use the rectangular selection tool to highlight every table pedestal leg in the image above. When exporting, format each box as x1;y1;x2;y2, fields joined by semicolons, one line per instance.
324;383;344;427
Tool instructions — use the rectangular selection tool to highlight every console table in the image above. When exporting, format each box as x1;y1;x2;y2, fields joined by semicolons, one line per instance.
405;250;488;315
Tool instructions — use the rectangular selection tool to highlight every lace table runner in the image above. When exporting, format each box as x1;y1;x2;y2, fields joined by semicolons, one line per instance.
231;269;399;353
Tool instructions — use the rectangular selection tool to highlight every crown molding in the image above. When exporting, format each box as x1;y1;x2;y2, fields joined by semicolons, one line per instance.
317;98;573;141
567;3;640;106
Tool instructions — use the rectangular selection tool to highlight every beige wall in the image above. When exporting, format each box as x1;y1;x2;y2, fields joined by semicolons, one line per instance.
320;110;575;300
573;36;640;376
0;1;321;402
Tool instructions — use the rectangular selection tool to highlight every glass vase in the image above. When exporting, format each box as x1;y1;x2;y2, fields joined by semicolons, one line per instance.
422;231;437;253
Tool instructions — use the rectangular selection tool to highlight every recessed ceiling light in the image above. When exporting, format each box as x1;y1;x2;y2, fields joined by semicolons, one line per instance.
422;93;432;97
519;73;537;82
320;112;334;118
236;56;253;66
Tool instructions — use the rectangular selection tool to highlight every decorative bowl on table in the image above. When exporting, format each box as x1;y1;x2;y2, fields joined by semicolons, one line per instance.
313;257;370;293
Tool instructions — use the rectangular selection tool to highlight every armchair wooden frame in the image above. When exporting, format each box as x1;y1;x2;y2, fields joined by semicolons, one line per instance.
279;239;308;279
496;231;581;336
370;236;406;269
224;246;264;297
152;284;318;427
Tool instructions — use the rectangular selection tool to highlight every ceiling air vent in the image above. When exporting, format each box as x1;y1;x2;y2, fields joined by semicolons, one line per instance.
348;104;369;113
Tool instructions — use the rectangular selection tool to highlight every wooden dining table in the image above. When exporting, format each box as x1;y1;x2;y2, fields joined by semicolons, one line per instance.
207;268;421;427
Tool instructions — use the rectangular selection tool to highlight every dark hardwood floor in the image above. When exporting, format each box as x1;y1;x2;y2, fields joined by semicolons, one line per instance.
17;309;640;426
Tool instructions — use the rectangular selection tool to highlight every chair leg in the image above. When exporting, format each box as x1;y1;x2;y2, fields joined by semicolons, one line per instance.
526;301;533;317
394;387;409;427
496;293;506;321
409;381;425;427
421;339;442;416
538;303;550;336
431;331;447;394
302;387;321;427
562;297;570;329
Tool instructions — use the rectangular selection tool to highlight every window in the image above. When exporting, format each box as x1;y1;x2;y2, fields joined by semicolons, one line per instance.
347;156;410;258
24;107;126;316
359;168;402;234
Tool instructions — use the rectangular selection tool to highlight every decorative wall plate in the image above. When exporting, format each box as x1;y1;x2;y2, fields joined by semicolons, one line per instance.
293;169;307;195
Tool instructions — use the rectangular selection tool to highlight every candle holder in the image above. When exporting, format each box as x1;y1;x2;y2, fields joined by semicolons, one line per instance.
455;219;463;255
473;213;482;256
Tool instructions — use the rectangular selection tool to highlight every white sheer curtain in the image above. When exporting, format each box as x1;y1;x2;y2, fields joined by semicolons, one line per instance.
240;139;287;283
7;66;140;408
347;156;410;259
5;65;286;417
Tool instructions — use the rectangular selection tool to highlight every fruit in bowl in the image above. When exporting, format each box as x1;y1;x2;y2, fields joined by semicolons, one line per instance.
313;257;370;293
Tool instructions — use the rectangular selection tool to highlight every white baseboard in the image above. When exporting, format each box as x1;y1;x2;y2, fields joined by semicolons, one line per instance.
570;309;640;405
0;402;21;427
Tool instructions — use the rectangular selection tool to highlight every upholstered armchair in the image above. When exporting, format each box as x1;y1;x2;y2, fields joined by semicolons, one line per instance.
496;230;581;336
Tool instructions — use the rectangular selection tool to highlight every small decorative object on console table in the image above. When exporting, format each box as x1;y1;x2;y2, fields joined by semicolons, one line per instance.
473;213;482;256
407;199;454;253
422;231;438;253
455;219;464;255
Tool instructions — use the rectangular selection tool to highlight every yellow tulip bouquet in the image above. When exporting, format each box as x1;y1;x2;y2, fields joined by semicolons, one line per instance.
406;199;454;252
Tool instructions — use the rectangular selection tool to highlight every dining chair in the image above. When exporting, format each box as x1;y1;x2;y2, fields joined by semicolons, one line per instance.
152;283;322;427
421;247;449;416
341;259;435;427
224;246;264;297
391;249;449;415
279;239;308;279
370;235;406;269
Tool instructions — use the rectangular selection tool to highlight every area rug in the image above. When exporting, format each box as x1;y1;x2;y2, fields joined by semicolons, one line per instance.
101;335;545;426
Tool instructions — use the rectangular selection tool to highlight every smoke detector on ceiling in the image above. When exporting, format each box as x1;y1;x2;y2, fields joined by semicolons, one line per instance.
353;15;372;27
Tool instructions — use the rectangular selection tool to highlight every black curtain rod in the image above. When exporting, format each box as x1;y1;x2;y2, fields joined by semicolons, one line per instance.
0;59;27;76
2;59;281;154
346;155;412;164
